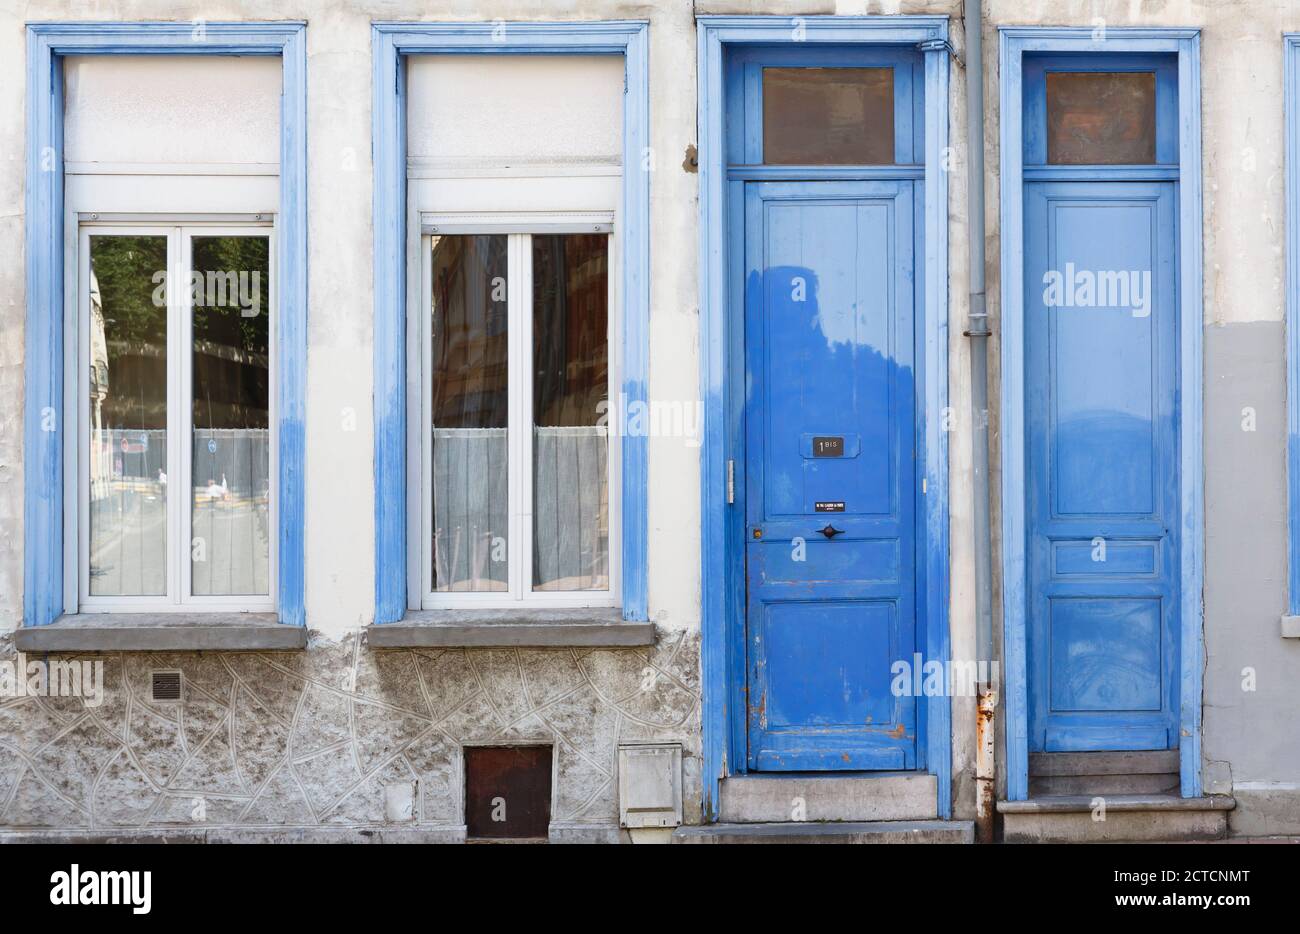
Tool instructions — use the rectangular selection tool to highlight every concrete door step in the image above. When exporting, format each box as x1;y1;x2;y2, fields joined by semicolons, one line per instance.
998;794;1235;843
673;819;974;844
719;772;938;823
1029;751;1181;775
1028;751;1181;796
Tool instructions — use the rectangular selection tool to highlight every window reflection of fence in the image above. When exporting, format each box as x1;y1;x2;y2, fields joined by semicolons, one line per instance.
431;426;609;593
191;429;271;596
88;428;269;495
88;428;168;596
87;428;270;597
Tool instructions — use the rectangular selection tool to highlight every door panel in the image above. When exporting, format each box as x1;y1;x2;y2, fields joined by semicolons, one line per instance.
744;180;917;771
1024;180;1179;753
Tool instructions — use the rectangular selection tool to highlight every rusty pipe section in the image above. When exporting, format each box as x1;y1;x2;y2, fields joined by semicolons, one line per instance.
975;685;998;843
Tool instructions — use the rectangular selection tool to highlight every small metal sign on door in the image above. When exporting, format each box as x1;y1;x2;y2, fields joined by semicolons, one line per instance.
812;436;844;457
814;501;846;512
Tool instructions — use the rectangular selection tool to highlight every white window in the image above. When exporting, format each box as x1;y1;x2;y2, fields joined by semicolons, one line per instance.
59;54;281;616
417;220;619;609
406;54;624;612
76;222;275;612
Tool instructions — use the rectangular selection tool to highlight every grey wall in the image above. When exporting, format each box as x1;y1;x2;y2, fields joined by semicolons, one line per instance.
1202;321;1300;834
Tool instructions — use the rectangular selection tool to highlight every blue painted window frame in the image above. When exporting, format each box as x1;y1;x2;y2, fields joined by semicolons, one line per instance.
370;22;650;624
999;27;1204;799
1284;35;1300;619
697;15;952;821
23;22;308;628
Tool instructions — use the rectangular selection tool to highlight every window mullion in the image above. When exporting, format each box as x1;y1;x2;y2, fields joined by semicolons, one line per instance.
507;234;525;602
178;230;196;606
168;229;186;605
519;235;536;605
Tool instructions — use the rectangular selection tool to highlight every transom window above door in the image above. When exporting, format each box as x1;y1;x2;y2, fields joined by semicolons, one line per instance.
1022;53;1179;167
78;224;274;611
762;67;895;164
1045;71;1156;164
419;222;618;609
725;46;925;167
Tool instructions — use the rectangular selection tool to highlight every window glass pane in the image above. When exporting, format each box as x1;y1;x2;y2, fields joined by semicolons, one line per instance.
190;236;271;596
431;235;509;592
88;234;168;596
1046;71;1157;165
763;67;894;165
532;234;609;592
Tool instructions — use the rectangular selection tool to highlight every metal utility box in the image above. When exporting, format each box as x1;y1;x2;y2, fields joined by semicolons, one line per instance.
618;744;682;828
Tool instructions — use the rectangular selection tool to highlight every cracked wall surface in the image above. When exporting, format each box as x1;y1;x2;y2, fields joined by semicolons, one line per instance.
0;631;701;834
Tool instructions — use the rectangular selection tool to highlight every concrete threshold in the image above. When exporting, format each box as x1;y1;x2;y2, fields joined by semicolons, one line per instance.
674;819;974;844
998;794;1236;814
998;795;1236;843
720;772;939;823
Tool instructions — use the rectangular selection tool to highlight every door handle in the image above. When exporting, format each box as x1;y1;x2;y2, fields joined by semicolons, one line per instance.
819;524;844;540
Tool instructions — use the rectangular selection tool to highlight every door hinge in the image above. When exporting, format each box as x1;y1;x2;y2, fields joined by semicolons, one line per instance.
726;459;735;504
923;477;928;494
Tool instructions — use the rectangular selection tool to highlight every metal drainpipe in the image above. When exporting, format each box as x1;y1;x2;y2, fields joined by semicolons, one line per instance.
965;0;999;845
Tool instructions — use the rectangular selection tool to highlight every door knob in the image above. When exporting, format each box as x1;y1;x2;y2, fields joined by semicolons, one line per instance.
819;524;844;539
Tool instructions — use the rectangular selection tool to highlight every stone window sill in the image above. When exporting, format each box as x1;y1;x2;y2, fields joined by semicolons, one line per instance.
13;613;307;652
366;608;654;648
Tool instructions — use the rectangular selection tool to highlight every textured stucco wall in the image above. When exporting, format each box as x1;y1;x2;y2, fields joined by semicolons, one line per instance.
0;0;1298;838
0;635;699;838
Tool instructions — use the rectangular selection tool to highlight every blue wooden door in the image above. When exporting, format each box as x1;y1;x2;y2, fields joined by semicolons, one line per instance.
1024;180;1180;752
744;180;918;771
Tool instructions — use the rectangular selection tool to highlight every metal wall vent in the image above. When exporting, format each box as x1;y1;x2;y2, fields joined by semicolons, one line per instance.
151;670;182;702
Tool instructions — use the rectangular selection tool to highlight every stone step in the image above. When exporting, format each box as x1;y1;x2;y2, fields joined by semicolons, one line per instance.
998;794;1235;843
1029;750;1180;776
673;819;974;845
1028;751;1181;797
1030;771;1180;796
719;772;938;823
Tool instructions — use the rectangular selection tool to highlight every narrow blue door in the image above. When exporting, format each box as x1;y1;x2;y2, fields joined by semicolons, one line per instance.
1024;181;1180;752
744;180;918;771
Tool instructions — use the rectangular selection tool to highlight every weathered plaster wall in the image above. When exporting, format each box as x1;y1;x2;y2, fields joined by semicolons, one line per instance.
0;634;699;837
0;0;1297;838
